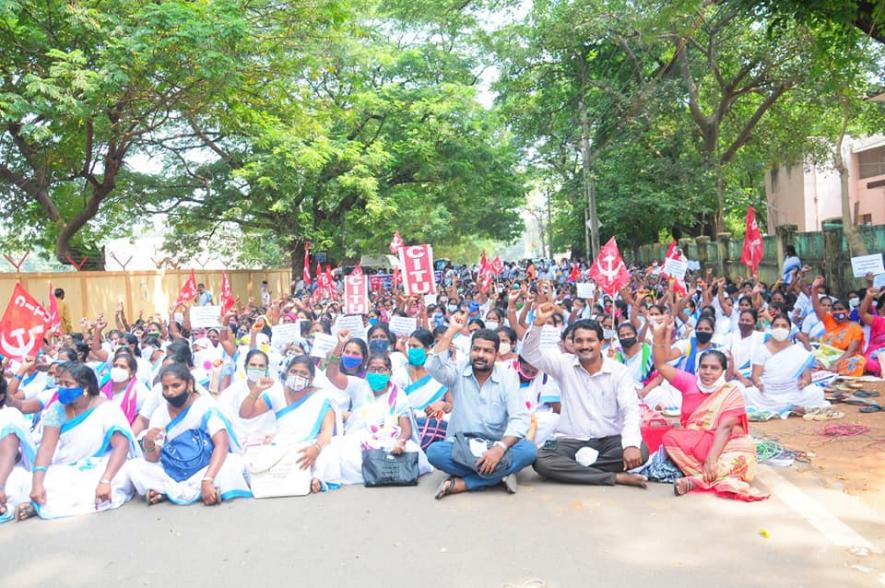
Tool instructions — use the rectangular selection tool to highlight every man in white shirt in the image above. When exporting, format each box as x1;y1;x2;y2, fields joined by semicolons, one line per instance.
521;296;648;488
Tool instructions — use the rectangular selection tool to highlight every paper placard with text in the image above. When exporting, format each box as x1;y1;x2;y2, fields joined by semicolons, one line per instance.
423;294;438;306
271;323;303;346
575;282;596;299
388;316;417;337
851;254;884;278
539;325;562;350
189;305;221;328
333;314;367;341
309;333;337;359
662;257;688;281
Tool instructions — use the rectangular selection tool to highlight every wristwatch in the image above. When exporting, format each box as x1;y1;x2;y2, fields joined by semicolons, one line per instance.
493;441;507;451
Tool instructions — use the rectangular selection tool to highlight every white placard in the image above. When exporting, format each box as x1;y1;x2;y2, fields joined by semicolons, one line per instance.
189;305;221;328
576;282;596;299
874;274;885;289
423;294;438;306
851;254;884;278
271;322;303;345
793;292;811;317
332;314;367;341
539;325;561;350
309;333;337;359
662;257;688;281
388;316;417;337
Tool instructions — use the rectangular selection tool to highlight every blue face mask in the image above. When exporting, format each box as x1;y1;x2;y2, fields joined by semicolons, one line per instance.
366;372;390;392
341;355;363;371
368;339;389;354
407;347;427;366
368;318;379;327
58;386;85;405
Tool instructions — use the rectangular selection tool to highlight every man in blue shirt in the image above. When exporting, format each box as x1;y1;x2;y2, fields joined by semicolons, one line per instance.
426;312;536;499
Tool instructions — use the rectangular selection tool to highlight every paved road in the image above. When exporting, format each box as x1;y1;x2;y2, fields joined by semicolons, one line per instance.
2;467;883;587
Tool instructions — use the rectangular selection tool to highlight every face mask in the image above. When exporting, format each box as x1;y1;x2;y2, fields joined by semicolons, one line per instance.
407;347;427;367
366;372;390;392
602;329;614;341
485;321;499;331
498;342;512;356
848;298;859;308
619;337;637;349
770;328;791;342
110;367;130;384
447;304;458;313
58;386;85;405
517;363;537;381
246;368;267;383
286;374;310;391
142;345;155;359
341;355;363;371
368;339;389;354
695;331;713;344
696;373;726;394
833;312;848;321
45;376;56;389
368;318;379;327
164;390;191;408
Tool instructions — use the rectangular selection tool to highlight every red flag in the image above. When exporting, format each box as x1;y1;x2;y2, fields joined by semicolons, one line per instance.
588;237;631;296
325;265;337;299
47;282;62;333
490;256;504;276
220;272;235;315
740;206;764;275
303;242;312;285
351;264;364;278
661;241;687;295
568;263;580;282
0;283;52;360
389;231;405;254
175;271;198;307
344;271;369;314
479;271;493;293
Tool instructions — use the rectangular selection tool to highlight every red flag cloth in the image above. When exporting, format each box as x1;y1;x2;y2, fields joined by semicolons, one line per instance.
479;271;493;293
589;237;631;296
325;265;337;299
303;242;312;285
220;272;235;315
568;263;580;282
344;272;369;314
661;241;687;296
480;252;489;274
175;271;198;307
389;231;405;254
740;206;764;275
0;283;52;359
398;244;435;295
351;265;364;278
490;256;504;275
47;282;62;333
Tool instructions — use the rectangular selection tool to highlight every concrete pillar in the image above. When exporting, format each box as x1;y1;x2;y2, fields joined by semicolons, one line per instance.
775;224;798;280
716;232;731;279
822;225;846;297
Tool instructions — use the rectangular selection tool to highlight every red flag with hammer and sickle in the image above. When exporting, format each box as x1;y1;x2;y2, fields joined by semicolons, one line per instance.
175;271;198;307
0;282;52;360
220;272;235;315
589;237;631;296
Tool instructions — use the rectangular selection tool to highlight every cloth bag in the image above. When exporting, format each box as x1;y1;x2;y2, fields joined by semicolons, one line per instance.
160;428;214;482
361;449;419;487
451;433;511;479
245;443;312;498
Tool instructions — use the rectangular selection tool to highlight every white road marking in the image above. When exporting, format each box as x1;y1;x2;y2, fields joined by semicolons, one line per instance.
758;466;882;554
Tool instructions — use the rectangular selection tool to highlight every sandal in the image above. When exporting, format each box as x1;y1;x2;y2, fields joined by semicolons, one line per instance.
859;404;883;413
15;503;36;521
802;408;845;421
434;477;455;500
673;478;694;496
852;391;880;398
146;490;167;506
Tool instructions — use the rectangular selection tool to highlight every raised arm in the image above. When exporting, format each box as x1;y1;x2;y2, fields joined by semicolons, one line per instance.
858;287;879;327
651;316;680;385
507;289;527;341
91;315;110;362
218;312;238;358
114;302;130;332
325;329;353;391
810;275;827;321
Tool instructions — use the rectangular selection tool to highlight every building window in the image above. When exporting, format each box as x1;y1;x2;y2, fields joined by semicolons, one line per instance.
770;166;779;192
860;213;872;226
858;145;885;179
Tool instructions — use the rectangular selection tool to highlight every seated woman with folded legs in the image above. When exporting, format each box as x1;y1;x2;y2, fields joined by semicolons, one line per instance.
811;277;867;376
16;363;138;520
0;376;37;522
651;317;767;501
126;363;250;505
238;355;339;492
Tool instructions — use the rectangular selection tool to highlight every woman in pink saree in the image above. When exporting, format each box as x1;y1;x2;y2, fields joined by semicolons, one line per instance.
652;317;768;501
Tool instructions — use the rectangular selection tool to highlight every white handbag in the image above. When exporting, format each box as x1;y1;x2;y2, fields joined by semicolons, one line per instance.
245;442;312;498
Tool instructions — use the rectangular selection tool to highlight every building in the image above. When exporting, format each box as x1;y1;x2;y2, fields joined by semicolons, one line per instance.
764;134;885;232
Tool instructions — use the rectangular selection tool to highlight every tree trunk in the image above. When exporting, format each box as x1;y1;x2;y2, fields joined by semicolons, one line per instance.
577;55;599;259
289;239;306;287
834;108;868;256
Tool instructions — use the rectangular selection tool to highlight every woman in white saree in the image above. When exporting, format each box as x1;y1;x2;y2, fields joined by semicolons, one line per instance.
0;376;37;522
126;363;250;506
238;355;339;493
745;313;828;416
16;363;138;521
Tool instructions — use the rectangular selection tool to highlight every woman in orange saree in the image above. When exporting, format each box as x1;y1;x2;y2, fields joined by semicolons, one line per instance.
811;277;866;376
652;317;768;502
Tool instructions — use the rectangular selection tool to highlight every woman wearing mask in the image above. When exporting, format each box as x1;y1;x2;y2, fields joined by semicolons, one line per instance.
238;355;339;493
0;375;37;521
744;313;827;415
216;350;278;445
797;295;831;351
126;363;250;506
331;354;432;485
651;317;767;501
494;326;519;368
811;277;867;376
859;287;885;376
670;315;720;375
15;363;138;520
140;336;166;383
729;309;764;389
132;340;204;436
367;324;406;372
101;352;149;424
325;331;370;429
614;323;668;409
396;329;451;448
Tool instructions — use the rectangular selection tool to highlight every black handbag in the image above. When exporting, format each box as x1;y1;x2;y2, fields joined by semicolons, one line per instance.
361;448;420;487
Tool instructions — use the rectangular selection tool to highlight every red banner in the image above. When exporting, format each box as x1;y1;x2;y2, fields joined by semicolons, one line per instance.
47;282;62;333
589;237;631;296
303;242;312;285
325;265;337;300
175;271;198;307
0;283;52;360
490;256;504;275
398;244;435;296
220;272;235;315
344;272;369;314
389;231;405;254
740;206;763;275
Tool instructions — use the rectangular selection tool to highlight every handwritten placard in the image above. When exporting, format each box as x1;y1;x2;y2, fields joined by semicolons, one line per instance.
388;316;417;337
271;322;303;346
851;254;884;278
423;294;438;306
309;333;337;359
333;314;367;341
663;257;688;281
576;282;596;299
540;325;562;350
189;305;221;328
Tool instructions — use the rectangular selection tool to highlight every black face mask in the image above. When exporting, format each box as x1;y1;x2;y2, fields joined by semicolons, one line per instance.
619;337;637;349
696;331;713;344
164;390;191;408
739;324;754;336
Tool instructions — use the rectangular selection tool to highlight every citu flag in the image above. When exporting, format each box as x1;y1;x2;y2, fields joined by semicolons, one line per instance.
175;271;198;307
0;282;52;360
588;237;631;296
490;256;504;275
740;206;764;276
220;272;235;315
303;242;312;285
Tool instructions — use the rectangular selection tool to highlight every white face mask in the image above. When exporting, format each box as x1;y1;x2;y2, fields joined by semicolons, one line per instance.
246;368;267;383
110;367;130;384
287;374;310;391
848;297;859;308
498;342;512;356
485;321;499;331
770;328;791;342
696;373;726;394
